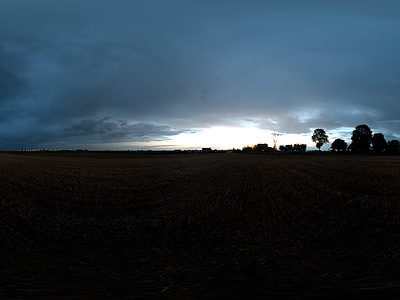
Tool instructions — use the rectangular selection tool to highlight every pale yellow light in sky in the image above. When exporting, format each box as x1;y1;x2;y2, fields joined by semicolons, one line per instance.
99;127;314;150
166;127;313;150
169;127;268;149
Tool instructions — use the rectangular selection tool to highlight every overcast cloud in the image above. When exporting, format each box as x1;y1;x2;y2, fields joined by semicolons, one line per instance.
1;0;400;150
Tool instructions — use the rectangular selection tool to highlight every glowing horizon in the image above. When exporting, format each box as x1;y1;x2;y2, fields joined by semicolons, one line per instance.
83;127;319;151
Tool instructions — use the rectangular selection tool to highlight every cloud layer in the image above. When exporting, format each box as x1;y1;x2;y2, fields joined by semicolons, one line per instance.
1;0;400;149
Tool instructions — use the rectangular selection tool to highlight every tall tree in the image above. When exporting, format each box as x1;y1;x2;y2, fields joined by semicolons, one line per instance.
351;124;372;153
372;133;387;154
311;129;329;151
386;140;400;155
271;130;281;151
331;138;347;152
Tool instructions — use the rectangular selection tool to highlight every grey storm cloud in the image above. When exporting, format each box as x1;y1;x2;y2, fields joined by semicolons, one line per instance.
1;0;400;150
0;67;26;101
64;118;185;141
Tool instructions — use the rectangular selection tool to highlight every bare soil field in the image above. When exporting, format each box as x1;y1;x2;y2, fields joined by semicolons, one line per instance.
1;152;400;299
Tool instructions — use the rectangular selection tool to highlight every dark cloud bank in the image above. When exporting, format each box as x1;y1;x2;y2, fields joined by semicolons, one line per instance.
1;0;400;150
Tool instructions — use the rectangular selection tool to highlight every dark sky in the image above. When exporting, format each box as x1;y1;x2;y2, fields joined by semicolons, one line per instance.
1;0;400;150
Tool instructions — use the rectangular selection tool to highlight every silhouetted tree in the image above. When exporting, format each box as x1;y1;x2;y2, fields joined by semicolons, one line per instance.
347;143;354;153
279;145;295;152
351;124;372;153
312;129;329;151
386;140;400;155
271;130;281;151
372;133;387;154
331;138;347;152
285;144;293;152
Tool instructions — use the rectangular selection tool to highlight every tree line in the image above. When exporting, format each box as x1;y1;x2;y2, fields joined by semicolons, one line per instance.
242;143;307;153
312;125;400;155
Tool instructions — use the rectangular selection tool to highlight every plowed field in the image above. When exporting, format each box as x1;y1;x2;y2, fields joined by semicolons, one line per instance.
1;152;400;298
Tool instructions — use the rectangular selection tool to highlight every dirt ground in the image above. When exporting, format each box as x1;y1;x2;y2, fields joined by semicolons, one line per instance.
1;152;400;298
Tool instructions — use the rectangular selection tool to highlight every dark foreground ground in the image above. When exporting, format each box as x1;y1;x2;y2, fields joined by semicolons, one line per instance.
1;152;400;299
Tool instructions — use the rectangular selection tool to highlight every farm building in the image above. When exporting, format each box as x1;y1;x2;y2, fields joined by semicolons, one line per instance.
202;148;212;153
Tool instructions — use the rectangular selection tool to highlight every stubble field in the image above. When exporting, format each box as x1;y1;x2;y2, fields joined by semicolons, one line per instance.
1;152;400;298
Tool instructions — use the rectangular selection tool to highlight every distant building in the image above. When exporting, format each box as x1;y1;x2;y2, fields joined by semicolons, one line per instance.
202;148;212;153
257;143;269;148
254;143;273;152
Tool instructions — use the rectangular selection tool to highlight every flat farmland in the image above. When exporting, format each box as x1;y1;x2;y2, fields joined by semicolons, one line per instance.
1;152;400;298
